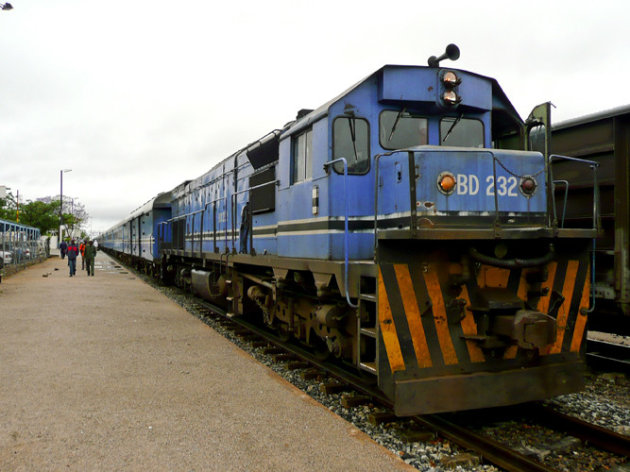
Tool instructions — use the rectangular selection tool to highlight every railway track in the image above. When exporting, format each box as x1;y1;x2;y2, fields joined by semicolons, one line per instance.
586;337;630;372
529;404;630;457
413;414;554;472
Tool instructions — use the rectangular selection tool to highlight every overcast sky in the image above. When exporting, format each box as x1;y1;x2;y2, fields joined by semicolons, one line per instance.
1;0;628;233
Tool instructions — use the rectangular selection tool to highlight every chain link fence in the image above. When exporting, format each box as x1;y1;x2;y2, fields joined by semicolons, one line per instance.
0;218;48;281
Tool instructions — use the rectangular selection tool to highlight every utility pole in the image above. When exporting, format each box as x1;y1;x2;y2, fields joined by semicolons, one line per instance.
59;169;71;244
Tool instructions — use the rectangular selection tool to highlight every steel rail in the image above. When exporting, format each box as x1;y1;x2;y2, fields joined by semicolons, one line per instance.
531;405;630;457
586;338;630;372
413;414;559;472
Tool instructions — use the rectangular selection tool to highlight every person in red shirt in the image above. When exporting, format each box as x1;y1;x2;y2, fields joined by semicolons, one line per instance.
79;241;86;270
66;240;79;277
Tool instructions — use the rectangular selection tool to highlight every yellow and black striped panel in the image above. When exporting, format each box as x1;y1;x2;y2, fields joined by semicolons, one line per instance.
376;252;590;378
378;260;482;377
527;260;590;355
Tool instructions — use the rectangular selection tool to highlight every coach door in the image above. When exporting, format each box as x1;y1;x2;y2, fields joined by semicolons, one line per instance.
128;220;134;255
137;217;142;258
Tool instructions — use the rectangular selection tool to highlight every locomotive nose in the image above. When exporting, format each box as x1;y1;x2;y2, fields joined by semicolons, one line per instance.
492;310;557;351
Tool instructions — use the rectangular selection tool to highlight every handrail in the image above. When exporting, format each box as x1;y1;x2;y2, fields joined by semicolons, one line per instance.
323;157;357;308
552;180;569;228
230;179;279;254
202;197;224;253
374;147;533;253
549;154;600;231
549;154;600;314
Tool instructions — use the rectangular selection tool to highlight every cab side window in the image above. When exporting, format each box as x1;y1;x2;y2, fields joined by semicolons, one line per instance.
333;116;370;174
291;128;313;184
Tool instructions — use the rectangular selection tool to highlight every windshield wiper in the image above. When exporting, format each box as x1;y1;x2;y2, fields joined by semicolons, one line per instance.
388;107;406;142
347;116;359;161
442;112;463;143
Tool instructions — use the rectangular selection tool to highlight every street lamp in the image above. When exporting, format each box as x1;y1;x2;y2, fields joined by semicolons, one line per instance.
0;3;13;11
59;169;72;245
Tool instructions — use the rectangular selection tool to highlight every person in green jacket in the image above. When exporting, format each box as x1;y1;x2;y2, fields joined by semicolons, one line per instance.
84;240;97;276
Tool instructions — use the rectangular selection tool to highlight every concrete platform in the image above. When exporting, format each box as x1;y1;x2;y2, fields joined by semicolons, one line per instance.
0;252;412;471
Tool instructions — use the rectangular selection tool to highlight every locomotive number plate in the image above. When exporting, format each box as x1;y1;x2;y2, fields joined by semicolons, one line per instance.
456;174;519;197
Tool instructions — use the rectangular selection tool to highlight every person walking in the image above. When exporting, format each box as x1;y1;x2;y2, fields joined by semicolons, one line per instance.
59;240;68;260
66;240;79;277
79;240;86;270
84;240;96;276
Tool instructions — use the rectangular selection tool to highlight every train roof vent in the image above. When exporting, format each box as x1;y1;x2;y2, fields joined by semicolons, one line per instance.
296;109;314;119
246;130;281;170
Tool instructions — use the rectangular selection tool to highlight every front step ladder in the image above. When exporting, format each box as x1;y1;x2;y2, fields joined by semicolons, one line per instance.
357;276;377;374
224;272;238;318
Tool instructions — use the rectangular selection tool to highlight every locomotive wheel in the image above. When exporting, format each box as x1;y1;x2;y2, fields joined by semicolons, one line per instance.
311;337;331;361
276;325;291;342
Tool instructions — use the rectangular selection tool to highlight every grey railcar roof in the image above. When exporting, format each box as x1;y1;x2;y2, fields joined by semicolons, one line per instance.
554;104;630;130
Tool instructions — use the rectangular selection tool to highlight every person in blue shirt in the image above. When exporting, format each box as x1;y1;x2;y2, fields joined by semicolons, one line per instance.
59;240;68;259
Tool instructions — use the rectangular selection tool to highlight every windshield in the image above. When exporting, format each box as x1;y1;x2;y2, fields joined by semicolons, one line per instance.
379;110;428;150
440;117;484;147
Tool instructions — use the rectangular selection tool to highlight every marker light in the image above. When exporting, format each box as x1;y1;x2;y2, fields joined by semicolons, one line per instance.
520;176;537;196
437;172;456;195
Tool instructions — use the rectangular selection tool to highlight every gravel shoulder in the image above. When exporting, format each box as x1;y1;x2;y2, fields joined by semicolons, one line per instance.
0;252;413;471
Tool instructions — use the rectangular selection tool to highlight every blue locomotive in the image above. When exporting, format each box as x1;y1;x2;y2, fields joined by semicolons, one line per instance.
102;45;599;415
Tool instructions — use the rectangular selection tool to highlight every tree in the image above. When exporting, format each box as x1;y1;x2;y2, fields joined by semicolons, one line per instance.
56;195;88;239
0;190;18;221
0;191;89;237
19;200;61;234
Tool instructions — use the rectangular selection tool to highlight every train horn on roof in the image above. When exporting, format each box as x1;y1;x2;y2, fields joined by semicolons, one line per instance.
428;44;460;68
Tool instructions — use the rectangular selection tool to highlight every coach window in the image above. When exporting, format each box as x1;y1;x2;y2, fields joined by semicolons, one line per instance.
333;116;370;174
440;117;484;147
379;110;428;150
291;128;313;184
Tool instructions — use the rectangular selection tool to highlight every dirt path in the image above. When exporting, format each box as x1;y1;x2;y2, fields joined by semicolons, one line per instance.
0;252;412;471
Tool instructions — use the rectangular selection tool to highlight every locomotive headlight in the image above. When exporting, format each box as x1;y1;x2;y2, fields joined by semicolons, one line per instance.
439;70;462;107
442;71;461;87
437;171;456;195
442;90;461;105
519;176;537;196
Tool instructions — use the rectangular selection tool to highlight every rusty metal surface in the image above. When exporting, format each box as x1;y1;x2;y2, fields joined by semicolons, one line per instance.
163;249;378;297
393;362;585;416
